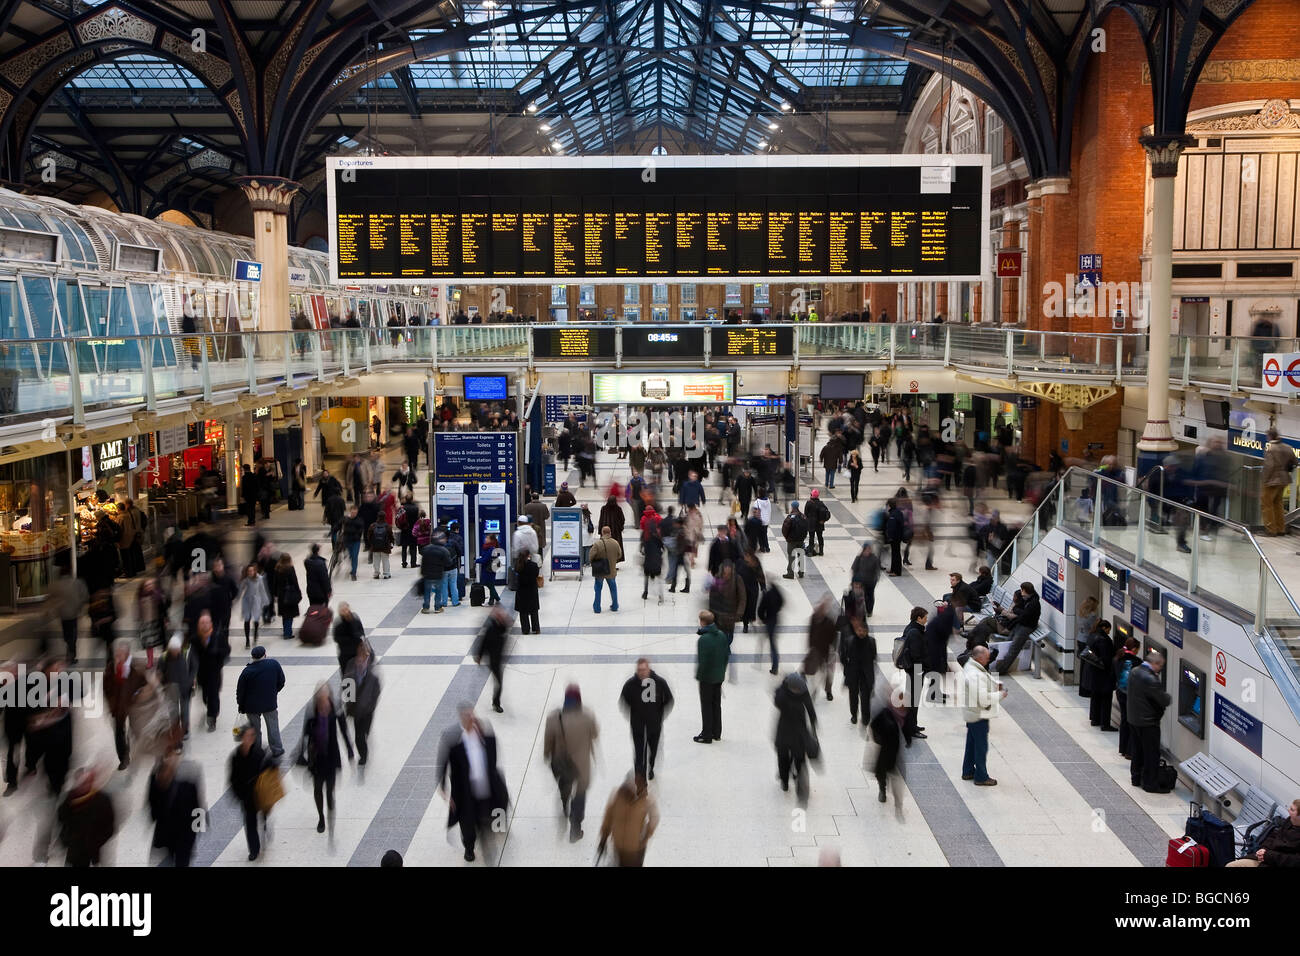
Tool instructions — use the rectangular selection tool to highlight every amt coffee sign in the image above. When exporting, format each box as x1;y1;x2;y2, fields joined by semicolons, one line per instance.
96;439;126;477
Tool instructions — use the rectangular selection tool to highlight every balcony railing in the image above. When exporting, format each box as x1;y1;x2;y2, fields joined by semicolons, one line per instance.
994;467;1300;717
0;323;1292;426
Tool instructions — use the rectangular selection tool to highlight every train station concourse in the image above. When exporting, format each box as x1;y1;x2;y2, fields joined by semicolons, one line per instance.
0;0;1299;920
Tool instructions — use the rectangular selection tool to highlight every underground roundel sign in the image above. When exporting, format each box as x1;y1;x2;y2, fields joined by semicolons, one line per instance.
1263;353;1300;394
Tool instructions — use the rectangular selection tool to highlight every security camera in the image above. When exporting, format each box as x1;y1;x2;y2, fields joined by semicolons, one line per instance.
737;373;744;388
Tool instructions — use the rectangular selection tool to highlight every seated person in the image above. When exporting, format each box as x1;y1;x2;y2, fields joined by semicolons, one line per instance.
1227;799;1300;867
972;565;994;600
943;572;980;614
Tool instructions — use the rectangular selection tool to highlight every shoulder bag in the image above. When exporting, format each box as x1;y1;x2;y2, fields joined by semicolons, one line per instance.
549;711;576;783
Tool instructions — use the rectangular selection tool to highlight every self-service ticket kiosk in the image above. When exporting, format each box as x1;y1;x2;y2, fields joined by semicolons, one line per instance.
435;481;471;580
475;481;511;579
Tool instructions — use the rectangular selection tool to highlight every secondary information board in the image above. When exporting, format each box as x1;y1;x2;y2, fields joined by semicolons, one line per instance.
432;432;517;506
328;155;990;284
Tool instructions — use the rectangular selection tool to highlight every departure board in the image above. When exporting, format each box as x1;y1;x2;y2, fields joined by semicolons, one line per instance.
710;327;794;358
330;156;989;283
531;327;617;360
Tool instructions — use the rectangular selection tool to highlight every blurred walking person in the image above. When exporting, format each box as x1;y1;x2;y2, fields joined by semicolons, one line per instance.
297;683;353;836
236;645;286;759
104;639;148;771
435;703;509;862
839;585;876;725
57;766;117;866
757;583;784;675
472;606;510;714
868;698;908;818
343;644;381;766
544;684;599;842
774;672;818;807
619;658;673;779
230;725;275;861
147;751;203;867
598;773;659;867
193;611;229;733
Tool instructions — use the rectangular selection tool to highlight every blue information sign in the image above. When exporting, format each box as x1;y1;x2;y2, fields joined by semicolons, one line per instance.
1214;695;1264;757
1109;585;1126;612
232;258;263;282
544;463;556;496
1132;602;1149;633
1166;621;1184;648
433;432;517;526
1047;559;1059;582
1160;592;1199;633
1042;576;1064;611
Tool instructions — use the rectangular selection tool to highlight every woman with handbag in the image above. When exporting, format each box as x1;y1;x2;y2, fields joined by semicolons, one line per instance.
296;683;354;836
1076;596;1101;699
1085;620;1117;731
515;553;541;634
230;724;276;860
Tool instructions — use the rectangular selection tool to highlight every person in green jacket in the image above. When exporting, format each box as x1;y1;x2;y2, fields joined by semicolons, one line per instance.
694;611;730;744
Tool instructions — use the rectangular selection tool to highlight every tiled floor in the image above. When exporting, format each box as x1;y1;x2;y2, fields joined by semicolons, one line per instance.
0;436;1200;866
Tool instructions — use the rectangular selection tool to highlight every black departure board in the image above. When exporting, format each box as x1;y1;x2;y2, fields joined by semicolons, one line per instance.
531;327;617;359
331;157;987;282
710;327;794;358
622;326;705;358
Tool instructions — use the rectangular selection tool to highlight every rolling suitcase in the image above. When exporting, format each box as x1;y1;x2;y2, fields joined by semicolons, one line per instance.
1166;836;1209;868
1185;805;1235;867
299;604;333;646
470;582;486;607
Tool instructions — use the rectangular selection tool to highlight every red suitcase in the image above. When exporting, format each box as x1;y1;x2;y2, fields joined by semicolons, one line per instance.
1166;836;1209;867
299;604;333;646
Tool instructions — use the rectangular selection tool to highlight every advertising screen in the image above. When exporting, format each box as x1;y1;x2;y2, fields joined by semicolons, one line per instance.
590;371;735;405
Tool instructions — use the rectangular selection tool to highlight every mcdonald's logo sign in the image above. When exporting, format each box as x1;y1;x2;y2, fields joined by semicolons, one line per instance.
996;252;1022;278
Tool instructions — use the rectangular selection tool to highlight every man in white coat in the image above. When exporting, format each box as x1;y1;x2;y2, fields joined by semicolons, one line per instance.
960;645;1007;786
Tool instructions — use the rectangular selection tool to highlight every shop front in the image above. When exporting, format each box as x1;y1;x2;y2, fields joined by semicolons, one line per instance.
0;452;73;606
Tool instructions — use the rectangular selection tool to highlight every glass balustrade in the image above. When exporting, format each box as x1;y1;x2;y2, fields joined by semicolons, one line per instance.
3;325;1298;424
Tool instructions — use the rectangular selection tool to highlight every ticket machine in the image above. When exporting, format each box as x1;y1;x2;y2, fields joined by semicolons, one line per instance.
434;481;471;579
475;480;511;578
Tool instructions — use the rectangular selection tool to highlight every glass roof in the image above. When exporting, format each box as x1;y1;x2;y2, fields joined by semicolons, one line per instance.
384;0;910;152
69;54;205;90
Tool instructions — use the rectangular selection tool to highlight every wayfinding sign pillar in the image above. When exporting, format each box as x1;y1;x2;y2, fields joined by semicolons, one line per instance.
550;507;584;580
432;431;518;575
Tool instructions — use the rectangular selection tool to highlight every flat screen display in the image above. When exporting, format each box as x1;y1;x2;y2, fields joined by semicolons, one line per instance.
464;374;508;401
819;372;865;400
1203;399;1229;429
329;155;990;283
531;327;617;360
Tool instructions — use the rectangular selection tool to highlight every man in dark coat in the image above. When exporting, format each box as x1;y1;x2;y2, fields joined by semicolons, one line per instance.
619;657;674;780
147;752;203;867
734;468;757;519
435;705;509;862
773;672;818;806
897;606;929;740
304;544;331;606
342;643;382;765
1127;651;1172;792
838;583;876;724
193;611;229;733
804;489;830;556
924;599;963;704
332;603;366;673
235;645;286;758
850;543;881;617
994;582;1041;676
806;596;838;700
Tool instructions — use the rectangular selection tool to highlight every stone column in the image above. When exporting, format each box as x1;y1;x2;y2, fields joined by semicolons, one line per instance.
1135;135;1194;475
235;176;301;333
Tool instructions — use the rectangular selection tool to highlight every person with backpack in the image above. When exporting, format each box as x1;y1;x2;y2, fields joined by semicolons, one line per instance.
396;494;420;568
475;533;504;606
804;489;830;556
781;502;808;579
1114;636;1142;759
367;516;393;580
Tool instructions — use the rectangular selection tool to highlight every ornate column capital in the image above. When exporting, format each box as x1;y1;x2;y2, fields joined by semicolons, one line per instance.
235;176;301;214
1026;176;1070;199
1138;135;1196;178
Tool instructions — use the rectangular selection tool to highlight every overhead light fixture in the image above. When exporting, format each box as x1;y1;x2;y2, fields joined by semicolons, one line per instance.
540;122;551;132
819;0;834;7
768;122;779;130
526;102;537;113
484;0;498;8
756;139;767;149
780;100;792;111
552;139;563;150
